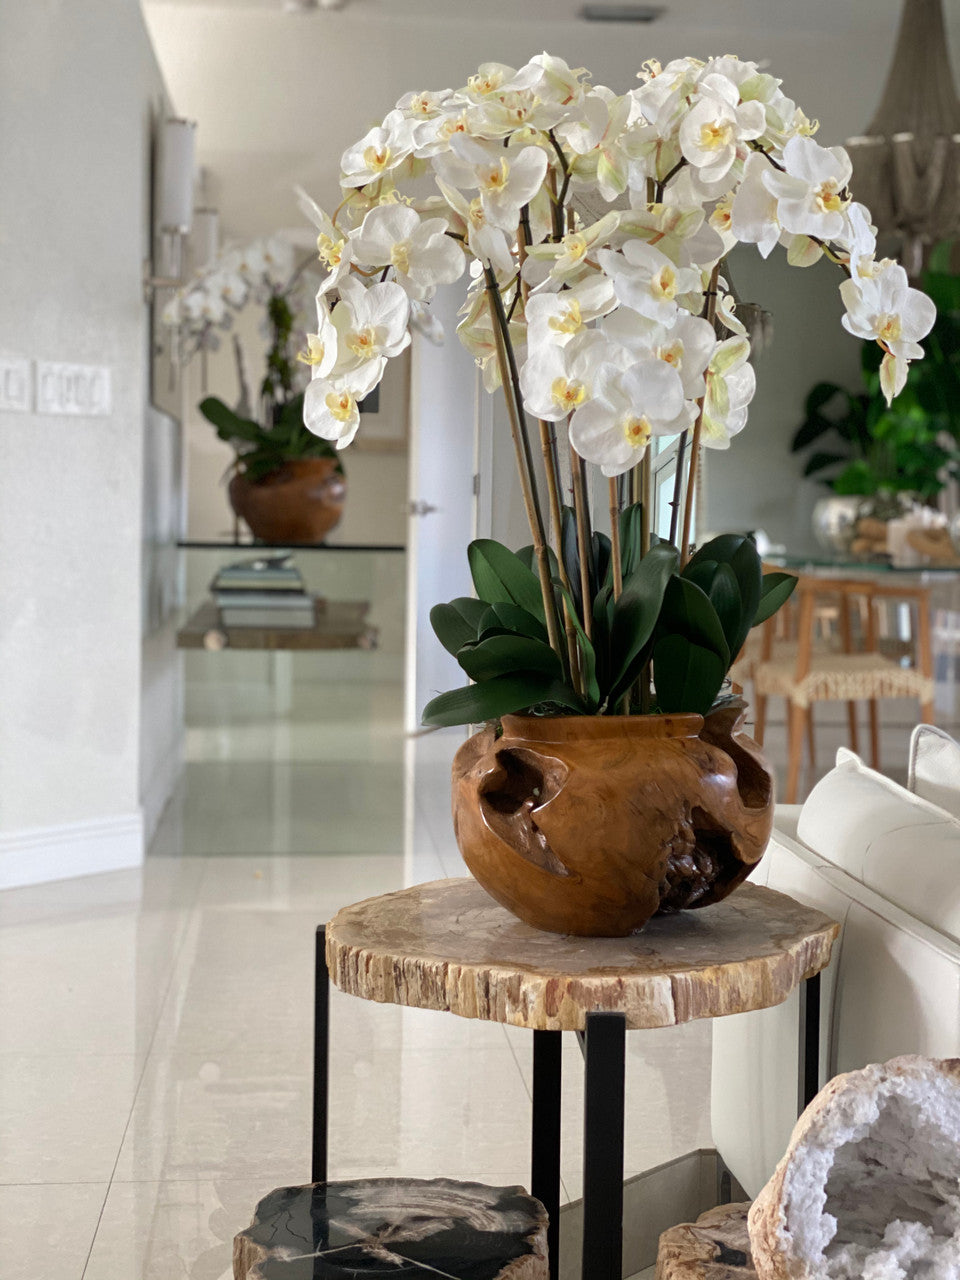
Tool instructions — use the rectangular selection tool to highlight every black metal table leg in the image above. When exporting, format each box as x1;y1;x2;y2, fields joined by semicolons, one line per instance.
581;1012;626;1280
532;1030;563;1280
313;924;329;1184
798;970;821;1116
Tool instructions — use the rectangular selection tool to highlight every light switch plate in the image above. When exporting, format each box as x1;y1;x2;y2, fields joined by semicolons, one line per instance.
0;354;32;412
36;361;112;417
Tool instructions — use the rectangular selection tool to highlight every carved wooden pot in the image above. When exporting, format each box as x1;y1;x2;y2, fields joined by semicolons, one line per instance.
228;458;345;544
452;702;774;937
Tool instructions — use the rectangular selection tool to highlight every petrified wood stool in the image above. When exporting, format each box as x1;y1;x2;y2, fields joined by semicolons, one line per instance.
233;1177;548;1280
656;1203;757;1278
317;879;839;1280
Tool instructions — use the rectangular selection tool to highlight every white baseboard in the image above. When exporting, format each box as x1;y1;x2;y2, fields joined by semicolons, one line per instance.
0;812;144;891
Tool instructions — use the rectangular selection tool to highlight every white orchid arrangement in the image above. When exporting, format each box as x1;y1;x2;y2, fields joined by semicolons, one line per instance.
299;51;936;727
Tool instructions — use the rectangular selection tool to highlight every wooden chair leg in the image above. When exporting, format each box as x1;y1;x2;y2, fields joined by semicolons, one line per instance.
786;702;808;804
846;701;859;755
868;699;880;771
806;705;816;776
754;694;767;746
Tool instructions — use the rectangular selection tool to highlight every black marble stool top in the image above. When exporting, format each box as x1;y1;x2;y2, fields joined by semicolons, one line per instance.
236;1177;548;1280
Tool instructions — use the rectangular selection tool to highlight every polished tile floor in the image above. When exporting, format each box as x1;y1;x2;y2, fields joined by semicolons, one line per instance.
0;672;715;1280
3;652;956;1280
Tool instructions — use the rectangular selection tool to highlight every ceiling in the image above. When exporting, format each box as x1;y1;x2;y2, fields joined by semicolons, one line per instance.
141;0;960;241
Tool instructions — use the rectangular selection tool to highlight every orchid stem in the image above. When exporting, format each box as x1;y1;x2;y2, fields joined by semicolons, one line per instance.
608;478;623;602
569;444;593;642
679;262;721;565
484;266;564;665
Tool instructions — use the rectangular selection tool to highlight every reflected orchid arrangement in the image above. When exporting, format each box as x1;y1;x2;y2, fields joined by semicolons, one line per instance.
299;52;936;726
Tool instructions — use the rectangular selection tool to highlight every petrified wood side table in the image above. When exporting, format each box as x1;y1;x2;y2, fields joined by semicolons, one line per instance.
315;878;839;1280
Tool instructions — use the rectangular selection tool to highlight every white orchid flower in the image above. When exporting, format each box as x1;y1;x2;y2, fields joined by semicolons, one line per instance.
330;276;411;374
303;357;385;450
297;291;338;379
602;308;717;402
459;61;542;105
396;88;455;120
436;179;514;274
730;151;781;257
569;359;686;476
204;268;248;309
520;330;609;422
835;201;878;264
341;111;417;188
597;240;701;324
761;136;852;242
409;299;445;345
525;275;617;348
524;211;621;285
840;260;936;403
457;281;526;391
678;74;765;185
349;203;465;300
183;286;229;327
433;135;548;232
701;337;756;448
524;52;590;110
618;202;725;268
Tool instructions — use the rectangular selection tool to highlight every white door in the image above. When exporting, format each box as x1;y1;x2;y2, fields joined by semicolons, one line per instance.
404;284;480;733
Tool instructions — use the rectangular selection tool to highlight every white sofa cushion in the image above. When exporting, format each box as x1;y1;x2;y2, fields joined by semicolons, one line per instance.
909;724;960;820
797;747;960;945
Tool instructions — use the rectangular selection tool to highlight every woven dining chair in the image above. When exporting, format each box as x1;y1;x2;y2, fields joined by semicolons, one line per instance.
750;575;935;803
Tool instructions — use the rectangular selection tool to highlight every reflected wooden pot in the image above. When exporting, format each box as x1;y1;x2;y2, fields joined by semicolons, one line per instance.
452;702;774;937
228;458;346;545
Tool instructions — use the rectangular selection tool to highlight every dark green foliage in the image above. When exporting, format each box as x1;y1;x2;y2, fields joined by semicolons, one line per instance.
422;520;797;727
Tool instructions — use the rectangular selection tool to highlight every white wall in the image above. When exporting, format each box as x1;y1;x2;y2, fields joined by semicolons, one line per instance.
0;0;175;886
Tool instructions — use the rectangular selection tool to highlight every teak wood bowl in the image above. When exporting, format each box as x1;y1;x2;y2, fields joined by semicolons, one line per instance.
229;457;345;544
452;701;774;937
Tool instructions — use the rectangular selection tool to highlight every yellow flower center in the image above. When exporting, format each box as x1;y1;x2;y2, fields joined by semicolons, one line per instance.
325;391;355;423
390;240;411;275
699;119;734;151
709;197;734;232
651;265;678;301
549;299;583;335
440;114;470;139
347;327;378;359
562;232;588;261
876;313;902;344
815;180;849;215
317;234;344;269
657;341;684;369
468;71;503;96
411;94;434;115
467;197;486;229
550;377;588;411
622;415;652;449
481;159;510;193
362;144;392;174
297;336;325;367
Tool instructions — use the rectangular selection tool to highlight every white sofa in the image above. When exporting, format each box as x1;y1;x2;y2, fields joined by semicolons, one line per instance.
711;727;960;1199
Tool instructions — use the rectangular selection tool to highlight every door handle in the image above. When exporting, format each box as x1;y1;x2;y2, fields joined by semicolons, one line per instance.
408;500;439;517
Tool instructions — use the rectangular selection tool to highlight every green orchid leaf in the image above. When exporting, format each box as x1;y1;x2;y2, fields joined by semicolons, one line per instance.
618;501;646;579
592;531;611;596
468;539;546;620
456;634;563;683
608;542;680;692
658;575;730;668
421;674;585;728
686;534;761;654
199;397;264;444
682;560;743;660
429;597;488;656
478;601;550;644
514;544;560;578
560;506;583;617
653;635;727;716
752;572;798;628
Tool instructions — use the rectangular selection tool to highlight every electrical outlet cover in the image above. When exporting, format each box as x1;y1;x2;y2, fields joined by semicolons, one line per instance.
36;361;112;417
0;354;32;412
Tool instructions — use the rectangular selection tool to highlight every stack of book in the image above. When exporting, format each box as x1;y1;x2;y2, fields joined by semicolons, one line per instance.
211;554;317;629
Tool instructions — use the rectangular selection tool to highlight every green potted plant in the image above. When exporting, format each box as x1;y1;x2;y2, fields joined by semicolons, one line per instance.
296;52;934;935
164;239;346;544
